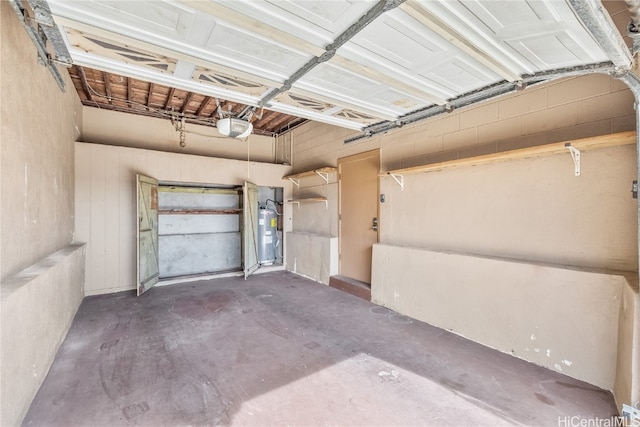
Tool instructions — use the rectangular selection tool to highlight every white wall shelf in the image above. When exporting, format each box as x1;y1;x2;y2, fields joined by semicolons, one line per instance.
287;197;328;209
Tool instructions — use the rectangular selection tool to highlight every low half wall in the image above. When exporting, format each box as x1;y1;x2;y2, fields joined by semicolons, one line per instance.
371;244;631;394
286;232;338;284
1;244;86;425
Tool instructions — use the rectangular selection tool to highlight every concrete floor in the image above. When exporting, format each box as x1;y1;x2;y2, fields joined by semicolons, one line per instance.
24;271;618;426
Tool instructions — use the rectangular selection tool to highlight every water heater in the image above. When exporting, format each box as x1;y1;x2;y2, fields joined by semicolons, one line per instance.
257;207;277;265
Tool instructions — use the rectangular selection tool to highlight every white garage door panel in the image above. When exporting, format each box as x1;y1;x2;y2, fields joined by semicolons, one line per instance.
206;23;311;75
337;46;453;101
351;16;442;71
51;0;197;41
49;0;624;133
509;33;584;68
424;58;498;94
210;0;373;47
345;11;502;99
370;88;430;112
441;0;609;71
298;63;429;117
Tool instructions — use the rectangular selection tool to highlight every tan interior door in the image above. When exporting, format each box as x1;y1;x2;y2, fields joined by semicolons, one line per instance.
338;149;379;284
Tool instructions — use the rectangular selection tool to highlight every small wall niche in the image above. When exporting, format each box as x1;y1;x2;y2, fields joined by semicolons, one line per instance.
157;182;284;281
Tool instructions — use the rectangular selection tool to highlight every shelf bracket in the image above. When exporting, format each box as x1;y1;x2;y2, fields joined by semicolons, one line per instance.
565;143;581;176
314;170;329;184
388;172;405;190
287;177;300;189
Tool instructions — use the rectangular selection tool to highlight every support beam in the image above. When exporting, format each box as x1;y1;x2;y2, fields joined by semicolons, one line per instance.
164;87;175;110
196;96;211;116
181;92;194;114
103;70;112;104
77;66;93;102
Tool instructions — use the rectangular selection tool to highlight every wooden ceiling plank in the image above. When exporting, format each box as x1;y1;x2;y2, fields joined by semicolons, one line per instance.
254;110;280;127
69;66;304;135
268;112;298;132
164;87;176;110
196;96;212;117
181;92;194;114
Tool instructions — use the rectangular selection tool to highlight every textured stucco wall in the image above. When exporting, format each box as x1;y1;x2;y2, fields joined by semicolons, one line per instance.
1;4;85;425
1;1;83;280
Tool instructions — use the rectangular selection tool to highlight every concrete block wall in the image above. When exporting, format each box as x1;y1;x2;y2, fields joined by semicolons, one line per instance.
287;74;635;174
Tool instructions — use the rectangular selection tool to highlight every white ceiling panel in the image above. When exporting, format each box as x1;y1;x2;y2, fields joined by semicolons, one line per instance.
297;61;432;118
45;0;628;133
205;23;311;76
51;0;198;41
428;0;610;72
341;9;503;99
208;0;374;47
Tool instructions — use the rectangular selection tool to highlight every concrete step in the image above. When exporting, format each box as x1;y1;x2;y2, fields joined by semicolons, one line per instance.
328;275;371;301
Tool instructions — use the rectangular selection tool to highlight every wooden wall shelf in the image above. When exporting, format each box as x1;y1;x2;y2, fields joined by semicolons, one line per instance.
283;167;337;188
380;131;636;190
158;209;242;215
